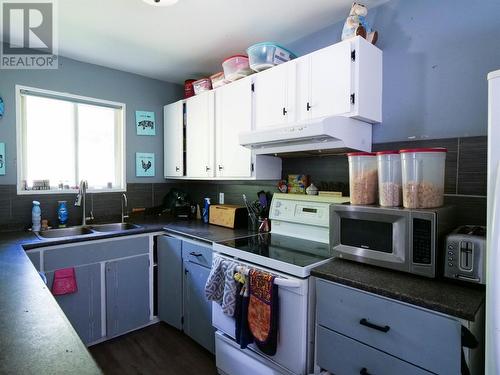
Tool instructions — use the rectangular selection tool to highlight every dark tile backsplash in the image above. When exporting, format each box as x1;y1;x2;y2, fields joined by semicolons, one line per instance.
0;136;487;232
281;136;487;226
457;137;488;196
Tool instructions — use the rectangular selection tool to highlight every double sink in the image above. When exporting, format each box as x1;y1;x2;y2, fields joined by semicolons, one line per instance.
35;222;141;239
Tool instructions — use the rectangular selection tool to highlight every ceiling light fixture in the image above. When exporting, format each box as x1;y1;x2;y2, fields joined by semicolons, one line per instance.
143;0;178;6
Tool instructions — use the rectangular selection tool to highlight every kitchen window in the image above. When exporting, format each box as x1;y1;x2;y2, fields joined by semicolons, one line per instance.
16;86;126;194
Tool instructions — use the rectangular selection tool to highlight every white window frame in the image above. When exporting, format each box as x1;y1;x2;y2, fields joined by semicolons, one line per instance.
15;85;127;195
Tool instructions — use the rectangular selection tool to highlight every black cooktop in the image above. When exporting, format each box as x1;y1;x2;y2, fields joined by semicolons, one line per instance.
217;233;332;268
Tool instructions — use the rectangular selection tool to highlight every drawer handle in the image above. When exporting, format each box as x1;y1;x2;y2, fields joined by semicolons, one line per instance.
359;318;390;333
360;368;373;375
189;252;203;257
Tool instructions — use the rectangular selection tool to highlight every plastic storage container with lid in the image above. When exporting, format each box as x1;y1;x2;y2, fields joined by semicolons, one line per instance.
400;148;447;208
192;78;212;95
210;72;228;89
246;42;296;72
222;55;253;82
184;79;196;98
376;151;402;207
347;152;378;205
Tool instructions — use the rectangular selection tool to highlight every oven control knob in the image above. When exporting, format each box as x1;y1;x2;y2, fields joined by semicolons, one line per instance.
448;262;453;267
448;257;453;261
275;201;282;208
448;251;454;256
274;210;281;217
448;245;455;250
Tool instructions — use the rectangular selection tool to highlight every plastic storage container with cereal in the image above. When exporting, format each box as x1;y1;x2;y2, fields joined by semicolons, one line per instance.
400;148;447;208
347;152;378;205
376;151;402;207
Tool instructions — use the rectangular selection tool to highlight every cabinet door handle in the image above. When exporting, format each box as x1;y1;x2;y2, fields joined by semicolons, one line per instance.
184;268;189;275
306;102;311;111
218;165;223;171
282;107;287;116
359;318;390;333
206;166;211;172
360;368;373;375
175;166;180;172
189;252;203;257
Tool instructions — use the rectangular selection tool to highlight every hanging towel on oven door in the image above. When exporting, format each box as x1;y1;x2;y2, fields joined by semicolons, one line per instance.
248;269;279;356
235;278;254;349
205;255;238;316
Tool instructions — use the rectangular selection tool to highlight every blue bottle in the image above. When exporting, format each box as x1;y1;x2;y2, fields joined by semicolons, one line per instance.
57;201;68;227
202;197;211;224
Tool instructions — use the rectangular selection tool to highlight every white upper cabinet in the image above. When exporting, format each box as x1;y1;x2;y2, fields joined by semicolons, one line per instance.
215;77;253;178
253;36;382;129
186;91;215;178
164;100;184;177
253;62;296;129
307;40;352;120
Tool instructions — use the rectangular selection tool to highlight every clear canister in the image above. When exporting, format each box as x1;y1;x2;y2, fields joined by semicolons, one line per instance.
347;152;378;205
376;151;402;207
400;148;447;208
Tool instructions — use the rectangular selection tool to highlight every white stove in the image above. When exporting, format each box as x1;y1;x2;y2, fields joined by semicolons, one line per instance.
212;193;349;375
213;193;349;277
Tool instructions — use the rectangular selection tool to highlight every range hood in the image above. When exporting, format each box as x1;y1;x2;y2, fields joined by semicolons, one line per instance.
239;116;372;155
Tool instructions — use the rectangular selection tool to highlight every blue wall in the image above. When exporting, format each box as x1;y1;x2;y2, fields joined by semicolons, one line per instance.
288;0;500;143
0;53;183;184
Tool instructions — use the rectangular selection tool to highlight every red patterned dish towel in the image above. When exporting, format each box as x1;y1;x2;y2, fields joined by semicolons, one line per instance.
51;268;78;296
248;269;279;356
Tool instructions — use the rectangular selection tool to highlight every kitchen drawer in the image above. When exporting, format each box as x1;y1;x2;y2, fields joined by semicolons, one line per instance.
316;325;432;375
43;236;150;271
316;279;461;375
182;241;212;267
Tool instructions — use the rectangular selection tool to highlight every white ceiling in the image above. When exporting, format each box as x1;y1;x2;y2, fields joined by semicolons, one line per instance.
57;0;387;83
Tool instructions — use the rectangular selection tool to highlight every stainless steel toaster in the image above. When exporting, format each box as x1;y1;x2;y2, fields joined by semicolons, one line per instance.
444;225;486;284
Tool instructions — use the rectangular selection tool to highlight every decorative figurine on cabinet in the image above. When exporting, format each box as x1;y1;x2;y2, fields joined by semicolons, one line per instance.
341;2;378;45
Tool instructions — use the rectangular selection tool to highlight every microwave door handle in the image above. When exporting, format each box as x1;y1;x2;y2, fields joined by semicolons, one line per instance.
489;161;500;374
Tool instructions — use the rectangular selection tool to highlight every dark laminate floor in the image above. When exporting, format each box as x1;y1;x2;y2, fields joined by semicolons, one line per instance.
89;323;217;375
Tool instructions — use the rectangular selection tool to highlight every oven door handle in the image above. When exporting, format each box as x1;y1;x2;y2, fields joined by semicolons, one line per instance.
273;278;302;288
234;265;302;288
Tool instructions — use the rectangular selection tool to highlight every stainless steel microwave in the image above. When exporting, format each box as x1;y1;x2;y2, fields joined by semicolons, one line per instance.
330;204;456;278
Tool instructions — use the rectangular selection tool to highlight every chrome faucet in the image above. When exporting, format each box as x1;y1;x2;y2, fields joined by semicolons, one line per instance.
75;180;94;226
121;193;129;223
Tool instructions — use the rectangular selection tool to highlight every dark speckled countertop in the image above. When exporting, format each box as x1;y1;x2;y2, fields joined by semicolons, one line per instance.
0;214;254;374
312;258;485;321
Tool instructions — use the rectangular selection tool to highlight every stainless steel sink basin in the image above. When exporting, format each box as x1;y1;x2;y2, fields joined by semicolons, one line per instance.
35;226;94;239
89;223;141;232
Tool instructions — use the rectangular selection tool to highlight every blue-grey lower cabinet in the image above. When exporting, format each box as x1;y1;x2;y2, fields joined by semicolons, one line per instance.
315;278;462;375
106;254;150;338
183;259;215;353
157;236;183;330
156;235;214;353
45;263;102;345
